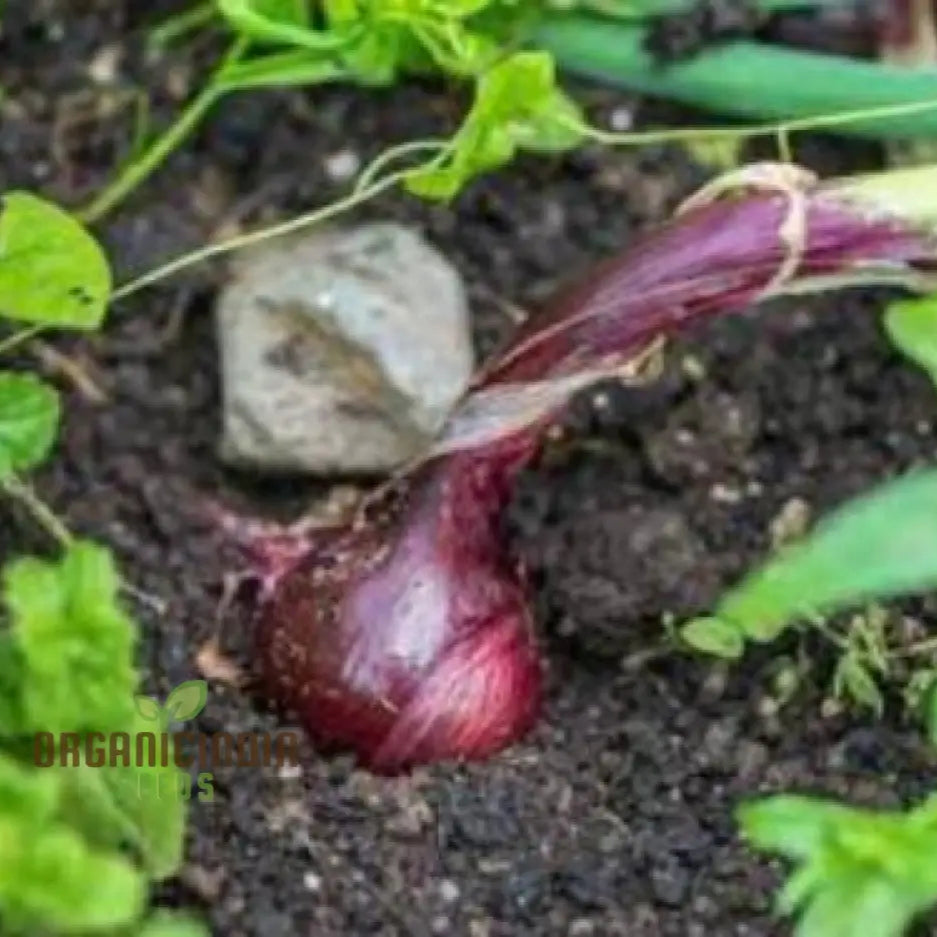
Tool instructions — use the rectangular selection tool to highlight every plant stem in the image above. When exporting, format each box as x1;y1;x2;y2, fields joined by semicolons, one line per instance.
893;635;937;658
1;476;72;548
111;145;448;301
0;325;45;356
79;38;249;224
148;1;217;51
536;14;937;138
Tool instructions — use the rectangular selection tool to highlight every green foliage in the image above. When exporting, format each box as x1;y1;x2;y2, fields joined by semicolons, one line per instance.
0;543;204;935
92;712;190;880
0;371;60;478
216;0;508;83
680;615;744;660
739;794;937;937
93;0;594;220
682;470;937;654
0;192;111;329
0;752;145;934
885;293;937;389
405;51;585;199
831;648;884;717
3;541;138;735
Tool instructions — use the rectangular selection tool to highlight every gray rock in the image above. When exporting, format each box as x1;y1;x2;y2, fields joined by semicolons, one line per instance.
217;223;473;474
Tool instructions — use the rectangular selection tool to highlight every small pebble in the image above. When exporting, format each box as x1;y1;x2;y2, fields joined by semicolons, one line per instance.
609;107;634;131
439;879;461;903
324;148;361;182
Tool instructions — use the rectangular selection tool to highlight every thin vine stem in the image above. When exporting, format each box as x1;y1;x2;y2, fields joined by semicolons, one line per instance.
111;143;449;301
352;139;451;194
79;37;250;224
0;325;46;357
2;476;73;548
107;95;937;302
579;96;937;153
148;1;217;51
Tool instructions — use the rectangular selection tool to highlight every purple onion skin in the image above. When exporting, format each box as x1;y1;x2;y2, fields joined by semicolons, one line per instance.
257;436;543;774
476;193;928;388
255;188;934;774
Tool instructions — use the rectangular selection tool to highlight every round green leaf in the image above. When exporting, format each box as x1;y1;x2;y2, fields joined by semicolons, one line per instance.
0;191;111;329
0;372;60;476
680;616;744;660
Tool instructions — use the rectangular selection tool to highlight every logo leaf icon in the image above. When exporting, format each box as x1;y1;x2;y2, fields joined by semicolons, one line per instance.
134;695;162;724
164;680;208;723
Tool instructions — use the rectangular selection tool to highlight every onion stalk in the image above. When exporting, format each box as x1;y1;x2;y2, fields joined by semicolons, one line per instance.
234;163;937;773
535;14;937;138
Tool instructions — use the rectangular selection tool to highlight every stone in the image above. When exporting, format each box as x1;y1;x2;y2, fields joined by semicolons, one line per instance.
217;223;473;474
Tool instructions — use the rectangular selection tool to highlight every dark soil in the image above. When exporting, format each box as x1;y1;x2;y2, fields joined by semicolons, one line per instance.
3;3;937;936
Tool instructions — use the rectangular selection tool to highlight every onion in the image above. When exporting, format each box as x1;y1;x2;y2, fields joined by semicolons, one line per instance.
240;165;937;773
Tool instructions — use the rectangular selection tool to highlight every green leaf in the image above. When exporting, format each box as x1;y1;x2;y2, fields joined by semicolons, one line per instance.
714;470;937;644
739;793;937;937
680;616;744;660
0;192;111;329
137;910;211;937
215;49;345;91
0;748;61;823
217;0;351;49
832;652;884;717
739;796;851;860
0;371;60;477
0;753;145;934
885;293;937;388
98;711;189;880
58;763;145;856
405;51;585;200
321;0;500;83
164;679;208;722
4;541;138;735
55;714;189;881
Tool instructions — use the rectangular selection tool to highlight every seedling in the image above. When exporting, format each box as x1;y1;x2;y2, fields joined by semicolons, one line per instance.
78;0;937;223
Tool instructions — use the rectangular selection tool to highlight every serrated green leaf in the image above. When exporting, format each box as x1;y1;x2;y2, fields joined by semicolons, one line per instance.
715;470;937;644
885;293;937;388
0;192;110;329
1;820;146;933
405;51;585;200
0;371;59;477
54;713;188;881
4;541;138;735
739;793;937;937
99;710;189;880
0;752;145;934
0;748;60;822
680;616;744;659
